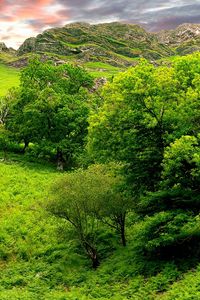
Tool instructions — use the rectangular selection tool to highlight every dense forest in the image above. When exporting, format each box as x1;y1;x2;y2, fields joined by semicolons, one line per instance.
1;52;200;299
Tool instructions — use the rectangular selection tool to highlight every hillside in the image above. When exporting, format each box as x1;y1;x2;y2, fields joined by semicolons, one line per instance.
1;22;200;83
1;41;200;299
16;22;200;65
157;23;200;55
17;22;173;67
0;155;199;300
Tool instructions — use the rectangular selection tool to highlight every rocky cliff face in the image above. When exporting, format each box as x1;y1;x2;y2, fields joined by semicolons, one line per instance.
156;23;200;55
0;42;16;55
157;24;200;45
17;22;173;67
0;42;9;52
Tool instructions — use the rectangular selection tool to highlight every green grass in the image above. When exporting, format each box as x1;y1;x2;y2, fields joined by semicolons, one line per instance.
89;70;120;79
1;153;200;299
0;53;17;64
0;64;20;96
84;61;120;70
84;61;123;78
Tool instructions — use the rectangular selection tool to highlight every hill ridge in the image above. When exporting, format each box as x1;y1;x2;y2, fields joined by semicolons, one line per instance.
1;22;200;69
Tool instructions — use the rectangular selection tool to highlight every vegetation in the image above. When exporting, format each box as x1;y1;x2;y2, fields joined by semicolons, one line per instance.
4;57;93;169
2;52;200;299
0;64;19;96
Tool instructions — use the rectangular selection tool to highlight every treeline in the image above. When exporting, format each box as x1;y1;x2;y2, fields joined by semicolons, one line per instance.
1;54;200;268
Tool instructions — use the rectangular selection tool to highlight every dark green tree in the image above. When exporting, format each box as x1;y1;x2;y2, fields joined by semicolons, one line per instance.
88;54;200;194
6;57;93;168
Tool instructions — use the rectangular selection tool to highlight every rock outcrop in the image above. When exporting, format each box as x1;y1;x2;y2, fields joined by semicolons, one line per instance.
17;22;173;67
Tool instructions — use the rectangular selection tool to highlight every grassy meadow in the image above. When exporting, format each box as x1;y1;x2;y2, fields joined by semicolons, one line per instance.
0;153;200;299
0;64;20;96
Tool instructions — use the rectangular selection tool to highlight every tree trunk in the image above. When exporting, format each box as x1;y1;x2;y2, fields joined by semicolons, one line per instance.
3;148;8;161
90;249;100;269
120;223;126;247
21;140;29;154
83;241;100;269
56;148;64;171
119;213;126;247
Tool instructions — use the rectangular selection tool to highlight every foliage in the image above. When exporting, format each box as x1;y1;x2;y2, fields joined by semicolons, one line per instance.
88;60;176;193
48;163;130;267
162;135;200;190
6;57;93;168
0;156;189;299
3;53;200;299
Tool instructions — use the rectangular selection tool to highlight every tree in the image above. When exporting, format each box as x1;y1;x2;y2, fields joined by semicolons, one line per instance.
87;54;200;195
87;61;177;194
47;164;131;267
137;135;200;258
87;54;200;259
6;57;93;168
162;135;200;191
0;89;19;126
0;89;19;158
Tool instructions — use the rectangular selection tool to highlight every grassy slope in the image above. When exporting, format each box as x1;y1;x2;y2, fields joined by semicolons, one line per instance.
0;60;121;97
1;154;200;299
0;64;117;98
0;64;20;96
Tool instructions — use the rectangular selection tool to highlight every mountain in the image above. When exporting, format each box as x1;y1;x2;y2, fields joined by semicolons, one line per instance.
1;22;200;72
0;42;16;54
17;22;173;67
156;23;200;55
0;42;9;52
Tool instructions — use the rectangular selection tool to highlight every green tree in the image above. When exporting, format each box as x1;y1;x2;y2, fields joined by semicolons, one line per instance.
162;135;200;191
137;135;200;258
48;164;131;267
0;89;19;158
87;61;177;194
0;125;10;160
7;57;93;168
88;54;200;195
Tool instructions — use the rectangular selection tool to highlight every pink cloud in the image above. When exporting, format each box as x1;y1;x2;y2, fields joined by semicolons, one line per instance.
1;0;68;24
0;0;69;48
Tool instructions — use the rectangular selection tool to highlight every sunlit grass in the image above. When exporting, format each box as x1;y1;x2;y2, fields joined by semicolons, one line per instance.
0;64;20;96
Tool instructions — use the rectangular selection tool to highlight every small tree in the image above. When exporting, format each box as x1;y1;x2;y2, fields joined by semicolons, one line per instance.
48;164;131;267
91;164;132;247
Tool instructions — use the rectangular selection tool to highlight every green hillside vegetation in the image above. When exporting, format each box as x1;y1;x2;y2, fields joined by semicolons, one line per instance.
0;155;191;299
0;64;20;96
85;62;122;78
2;53;200;299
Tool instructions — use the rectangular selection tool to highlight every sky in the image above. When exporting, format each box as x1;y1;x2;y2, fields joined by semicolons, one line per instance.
0;0;200;49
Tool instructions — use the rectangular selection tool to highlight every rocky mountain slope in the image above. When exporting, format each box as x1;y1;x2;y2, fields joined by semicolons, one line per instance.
1;22;200;70
156;23;200;55
0;42;15;53
17;22;173;67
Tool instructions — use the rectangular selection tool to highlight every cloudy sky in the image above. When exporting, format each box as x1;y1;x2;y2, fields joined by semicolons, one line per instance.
0;0;200;49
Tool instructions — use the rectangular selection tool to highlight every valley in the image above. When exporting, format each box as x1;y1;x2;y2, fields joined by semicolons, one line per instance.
1;22;200;300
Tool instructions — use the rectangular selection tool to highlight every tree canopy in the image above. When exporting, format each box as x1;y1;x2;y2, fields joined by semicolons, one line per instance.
5;57;93;168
